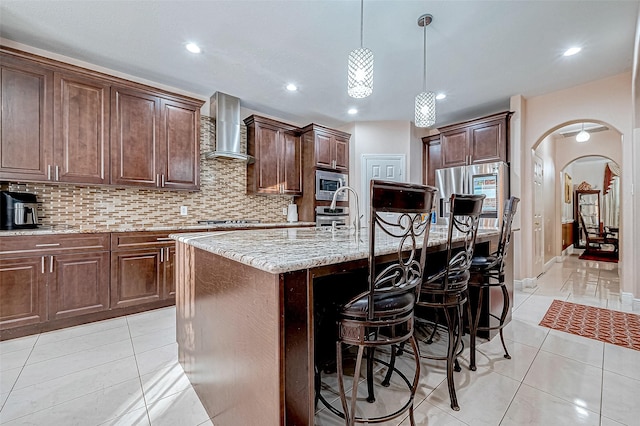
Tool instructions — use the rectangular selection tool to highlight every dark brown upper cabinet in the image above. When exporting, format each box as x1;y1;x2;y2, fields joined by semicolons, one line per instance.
1;47;203;189
0;53;53;182
439;111;512;168
244;115;302;196
299;124;350;172
54;71;110;184
422;111;512;186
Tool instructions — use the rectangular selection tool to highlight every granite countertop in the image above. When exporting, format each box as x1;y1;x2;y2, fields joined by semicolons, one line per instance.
171;226;499;274
0;222;316;236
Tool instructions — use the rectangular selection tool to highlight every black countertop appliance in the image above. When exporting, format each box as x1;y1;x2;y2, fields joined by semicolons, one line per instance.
1;191;40;230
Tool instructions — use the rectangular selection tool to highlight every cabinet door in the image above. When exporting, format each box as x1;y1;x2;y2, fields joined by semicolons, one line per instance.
49;252;110;320
110;87;160;187
254;123;281;194
423;136;442;186
160;99;199;190
314;132;333;169
0;256;47;330
469;119;506;164
334;135;349;171
111;249;162;308
441;129;468;167
0;54;53;182
163;246;176;300
54;72;110;184
280;131;302;195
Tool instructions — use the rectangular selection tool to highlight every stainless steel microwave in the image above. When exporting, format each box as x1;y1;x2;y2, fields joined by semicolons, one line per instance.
315;170;348;201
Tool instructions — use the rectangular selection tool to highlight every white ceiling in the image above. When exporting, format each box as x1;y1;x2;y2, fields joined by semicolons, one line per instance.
1;0;638;128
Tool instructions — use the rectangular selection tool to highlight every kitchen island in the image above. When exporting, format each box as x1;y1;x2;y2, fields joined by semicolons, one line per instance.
172;225;508;426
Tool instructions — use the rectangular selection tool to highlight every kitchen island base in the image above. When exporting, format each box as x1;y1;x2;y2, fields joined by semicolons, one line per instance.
173;227;509;425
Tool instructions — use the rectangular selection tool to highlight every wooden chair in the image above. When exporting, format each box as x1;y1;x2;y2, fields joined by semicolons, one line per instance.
579;213;618;254
320;180;436;426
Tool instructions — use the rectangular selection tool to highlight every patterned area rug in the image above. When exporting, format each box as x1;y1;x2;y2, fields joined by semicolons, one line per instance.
539;300;640;351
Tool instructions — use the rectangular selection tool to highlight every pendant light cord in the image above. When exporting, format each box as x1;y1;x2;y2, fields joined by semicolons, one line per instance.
360;0;364;47
423;21;427;91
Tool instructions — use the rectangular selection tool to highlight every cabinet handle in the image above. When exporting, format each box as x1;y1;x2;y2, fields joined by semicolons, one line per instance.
49;255;54;273
160;248;164;263
161;174;165;187
41;256;45;274
166;247;170;262
36;243;61;247
55;165;60;181
156;237;172;241
156;174;160;187
47;165;52;181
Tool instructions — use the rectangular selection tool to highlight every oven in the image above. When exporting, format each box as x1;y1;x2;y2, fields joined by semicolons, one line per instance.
315;206;349;227
315;170;348;201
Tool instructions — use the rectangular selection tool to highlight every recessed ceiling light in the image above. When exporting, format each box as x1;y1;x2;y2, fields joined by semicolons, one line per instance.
286;83;297;91
435;93;446;100
185;43;201;54
563;47;581;56
348;108;358;115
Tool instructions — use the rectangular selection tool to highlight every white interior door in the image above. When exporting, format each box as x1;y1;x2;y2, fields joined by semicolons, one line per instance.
533;153;544;277
361;154;406;224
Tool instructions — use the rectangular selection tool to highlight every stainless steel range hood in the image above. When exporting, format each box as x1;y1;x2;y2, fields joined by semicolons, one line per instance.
204;92;253;162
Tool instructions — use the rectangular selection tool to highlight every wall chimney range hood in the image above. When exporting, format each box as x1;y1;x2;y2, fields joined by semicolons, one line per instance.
204;92;253;163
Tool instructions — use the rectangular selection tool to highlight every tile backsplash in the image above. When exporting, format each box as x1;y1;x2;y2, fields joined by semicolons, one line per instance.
2;116;292;230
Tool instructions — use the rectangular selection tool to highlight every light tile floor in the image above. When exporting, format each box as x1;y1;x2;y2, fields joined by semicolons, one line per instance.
1;254;639;425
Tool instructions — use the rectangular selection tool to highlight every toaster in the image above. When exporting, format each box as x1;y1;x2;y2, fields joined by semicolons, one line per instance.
0;191;40;230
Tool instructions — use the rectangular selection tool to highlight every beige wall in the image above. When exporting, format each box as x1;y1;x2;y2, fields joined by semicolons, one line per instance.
344;120;413;199
513;71;636;298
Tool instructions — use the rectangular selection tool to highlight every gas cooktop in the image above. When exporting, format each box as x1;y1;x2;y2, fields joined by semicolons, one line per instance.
197;220;261;225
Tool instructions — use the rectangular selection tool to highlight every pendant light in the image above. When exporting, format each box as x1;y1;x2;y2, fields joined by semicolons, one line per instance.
415;14;436;127
348;0;373;98
576;123;590;142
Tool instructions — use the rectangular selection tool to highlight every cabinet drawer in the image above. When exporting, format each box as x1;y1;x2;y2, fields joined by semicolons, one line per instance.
111;231;181;250
0;233;110;258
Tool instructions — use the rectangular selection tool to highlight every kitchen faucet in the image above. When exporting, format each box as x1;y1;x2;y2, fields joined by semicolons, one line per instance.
330;186;361;232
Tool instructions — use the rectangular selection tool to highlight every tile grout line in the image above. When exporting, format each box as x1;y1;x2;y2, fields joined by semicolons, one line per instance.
125;314;153;426
0;333;41;414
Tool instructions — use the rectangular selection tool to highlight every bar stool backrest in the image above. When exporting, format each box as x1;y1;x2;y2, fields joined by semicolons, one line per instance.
495;196;520;272
441;194;485;290
358;180;437;320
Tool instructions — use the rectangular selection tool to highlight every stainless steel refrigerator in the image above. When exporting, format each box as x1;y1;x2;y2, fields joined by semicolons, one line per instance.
435;161;509;228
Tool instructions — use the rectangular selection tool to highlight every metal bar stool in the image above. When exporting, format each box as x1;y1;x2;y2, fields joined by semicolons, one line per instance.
318;180;436;426
468;196;519;371
415;193;485;411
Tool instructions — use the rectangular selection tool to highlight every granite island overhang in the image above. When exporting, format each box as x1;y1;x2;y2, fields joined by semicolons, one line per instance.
170;226;507;426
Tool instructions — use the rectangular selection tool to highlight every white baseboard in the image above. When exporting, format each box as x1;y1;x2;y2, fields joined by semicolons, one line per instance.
621;293;640;311
515;277;537;290
544;258;558;271
621;292;634;306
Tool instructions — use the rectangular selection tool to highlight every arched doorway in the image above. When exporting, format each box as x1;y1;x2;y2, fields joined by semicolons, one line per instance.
531;120;622;273
562;156;620;256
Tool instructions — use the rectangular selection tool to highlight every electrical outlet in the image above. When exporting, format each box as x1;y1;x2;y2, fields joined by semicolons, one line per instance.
282;207;288;216
180;206;188;216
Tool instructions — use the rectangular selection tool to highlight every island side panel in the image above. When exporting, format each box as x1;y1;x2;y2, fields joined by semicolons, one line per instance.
282;269;315;425
175;242;283;426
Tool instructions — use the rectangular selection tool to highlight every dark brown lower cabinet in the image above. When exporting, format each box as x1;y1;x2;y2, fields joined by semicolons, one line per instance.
110;249;162;308
49;252;110;320
110;232;177;309
0;256;48;329
0;234;110;331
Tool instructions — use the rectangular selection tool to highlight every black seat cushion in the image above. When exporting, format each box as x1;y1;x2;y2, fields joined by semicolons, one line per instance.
470;255;501;271
423;269;470;290
341;292;415;319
